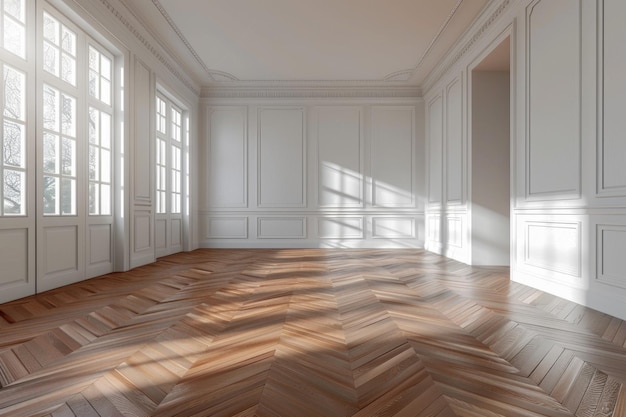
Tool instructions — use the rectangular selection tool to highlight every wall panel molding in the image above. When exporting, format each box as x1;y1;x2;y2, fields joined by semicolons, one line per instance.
596;0;626;197
596;224;626;289
522;220;582;278
258;217;307;239
445;77;464;205
317;106;363;208
206;217;248;239
525;0;582;200
257;107;306;208
207;106;248;208
318;217;364;239
370;106;415;208
133;58;153;203
372;217;415;239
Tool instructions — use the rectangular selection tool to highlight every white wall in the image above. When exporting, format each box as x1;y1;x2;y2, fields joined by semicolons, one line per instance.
200;99;425;248
424;0;626;320
471;71;510;266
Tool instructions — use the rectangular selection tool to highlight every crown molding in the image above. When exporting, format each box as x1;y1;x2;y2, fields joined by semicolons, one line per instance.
422;0;515;93
102;0;201;96
201;81;422;99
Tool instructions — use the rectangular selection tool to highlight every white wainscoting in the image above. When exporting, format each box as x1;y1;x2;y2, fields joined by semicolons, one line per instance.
0;228;29;287
88;224;112;266
597;0;626;197
427;96;443;206
258;217;307;239
445;77;464;205
207;107;248;207
526;0;581;199
258;107;306;208
595;224;626;289
206;217;248;239
317;107;363;208
200;100;423;249
370;106;415;208
318;217;364;239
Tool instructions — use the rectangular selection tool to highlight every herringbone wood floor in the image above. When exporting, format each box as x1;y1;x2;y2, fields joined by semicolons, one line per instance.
0;249;625;417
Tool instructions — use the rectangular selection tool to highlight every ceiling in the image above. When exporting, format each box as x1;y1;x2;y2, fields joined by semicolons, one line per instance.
122;0;491;89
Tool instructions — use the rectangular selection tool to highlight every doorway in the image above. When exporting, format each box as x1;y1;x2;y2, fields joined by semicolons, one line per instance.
470;35;511;266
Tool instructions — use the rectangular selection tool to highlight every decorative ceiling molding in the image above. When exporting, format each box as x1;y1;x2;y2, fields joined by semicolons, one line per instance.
412;0;465;74
423;0;513;93
201;83;422;99
384;70;414;82
151;0;240;82
101;0;200;95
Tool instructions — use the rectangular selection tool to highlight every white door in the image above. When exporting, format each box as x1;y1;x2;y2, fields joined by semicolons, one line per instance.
0;0;36;303
155;93;183;257
37;6;114;292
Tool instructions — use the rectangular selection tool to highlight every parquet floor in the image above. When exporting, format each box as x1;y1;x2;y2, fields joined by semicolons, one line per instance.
1;249;625;416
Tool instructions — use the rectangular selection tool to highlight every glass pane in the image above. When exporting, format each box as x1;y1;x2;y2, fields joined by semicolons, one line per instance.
89;70;99;99
61;26;76;55
3;66;25;121
88;107;98;144
61;54;76;86
89;182;98;215
101;184;111;215
89;46;98;70
101;112;111;149
43;13;59;44
43;42;59;77
101;79;111;105
4;0;25;22
43;85;59;132
101;55;111;79
60;93;75;137
43;133;58;174
101;149;110;183
60;177;75;215
3;16;25;58
89;146;98;180
3;121;24;167
61;137;75;176
43;175;58;215
3;170;24;215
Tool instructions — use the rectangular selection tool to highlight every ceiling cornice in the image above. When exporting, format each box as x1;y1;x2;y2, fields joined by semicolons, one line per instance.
422;0;514;93
201;82;422;99
107;0;201;95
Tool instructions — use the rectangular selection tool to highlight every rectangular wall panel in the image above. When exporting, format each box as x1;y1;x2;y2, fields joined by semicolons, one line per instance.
44;226;78;275
372;217;415;239
317;107;362;207
524;221;581;276
207;107;248;207
371;106;414;207
428;97;443;204
155;219;166;250
133;59;152;201
318;217;363;239
258;108;305;207
446;216;463;248
133;211;152;252
428;215;442;243
599;0;626;195
258;217;306;239
446;78;464;204
207;217;248;239
0;229;28;285
596;224;626;289
171;219;182;247
527;0;580;197
89;224;111;265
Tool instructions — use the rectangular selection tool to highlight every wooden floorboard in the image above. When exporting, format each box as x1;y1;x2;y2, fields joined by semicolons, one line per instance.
1;249;625;416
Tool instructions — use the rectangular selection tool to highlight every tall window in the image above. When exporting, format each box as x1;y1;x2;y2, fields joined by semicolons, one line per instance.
88;45;112;215
41;11;77;215
155;93;184;216
1;0;27;216
40;10;114;217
